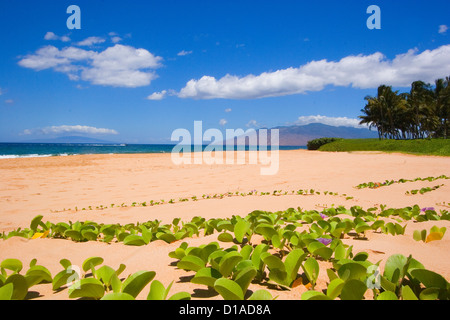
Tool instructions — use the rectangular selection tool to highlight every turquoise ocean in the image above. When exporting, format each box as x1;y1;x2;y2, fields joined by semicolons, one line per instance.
0;143;306;159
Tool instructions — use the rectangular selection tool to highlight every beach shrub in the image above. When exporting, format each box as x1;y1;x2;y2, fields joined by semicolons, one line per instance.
307;137;343;150
413;226;446;243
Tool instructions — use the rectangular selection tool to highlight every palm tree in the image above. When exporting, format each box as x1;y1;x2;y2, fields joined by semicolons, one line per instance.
360;78;450;140
405;81;434;139
433;77;450;138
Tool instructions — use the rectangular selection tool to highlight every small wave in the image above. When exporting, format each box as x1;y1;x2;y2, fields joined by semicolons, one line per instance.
0;153;73;159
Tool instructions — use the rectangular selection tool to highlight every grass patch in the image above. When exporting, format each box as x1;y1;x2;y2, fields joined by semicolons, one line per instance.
318;138;450;156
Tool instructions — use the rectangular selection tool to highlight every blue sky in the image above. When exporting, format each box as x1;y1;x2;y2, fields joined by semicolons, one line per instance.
0;0;449;143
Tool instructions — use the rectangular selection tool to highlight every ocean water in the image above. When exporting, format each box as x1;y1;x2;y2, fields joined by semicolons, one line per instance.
0;143;306;159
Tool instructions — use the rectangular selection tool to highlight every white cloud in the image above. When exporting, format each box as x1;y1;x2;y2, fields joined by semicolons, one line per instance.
111;36;122;44
76;36;106;47
225;108;232;113
4;99;14;104
177;50;193;56
295;115;367;128
18;44;163;88
0;88;3;95
439;25;448;34
176;45;450;100
23;125;119;136
44;32;71;42
246;120;261;128
147;90;167;100
219;119;227;126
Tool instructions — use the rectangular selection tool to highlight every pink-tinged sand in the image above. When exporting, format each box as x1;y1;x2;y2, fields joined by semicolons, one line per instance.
0;150;449;300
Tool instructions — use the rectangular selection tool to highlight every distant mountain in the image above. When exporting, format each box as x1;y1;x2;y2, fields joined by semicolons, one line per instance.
273;123;378;146
22;136;119;144
228;123;378;146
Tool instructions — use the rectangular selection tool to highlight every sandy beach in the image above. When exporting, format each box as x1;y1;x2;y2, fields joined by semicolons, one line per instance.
0;149;449;300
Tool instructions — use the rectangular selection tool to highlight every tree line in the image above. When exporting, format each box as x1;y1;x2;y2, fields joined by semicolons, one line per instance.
359;77;450;140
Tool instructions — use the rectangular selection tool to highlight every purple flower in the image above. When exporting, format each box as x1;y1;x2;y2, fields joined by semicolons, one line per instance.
317;238;332;246
320;213;328;219
421;207;435;212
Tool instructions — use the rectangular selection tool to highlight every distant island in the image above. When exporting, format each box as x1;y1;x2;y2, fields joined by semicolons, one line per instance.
227;123;378;147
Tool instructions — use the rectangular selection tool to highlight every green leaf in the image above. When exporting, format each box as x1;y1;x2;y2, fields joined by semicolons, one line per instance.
140;226;153;243
199;242;220;263
1;259;23;274
81;229;98;241
82;257;104;273
410;269;448;289
219;251;243;277
0;283;13;300
261;252;285;272
334;244;346;260
52;268;79;291
307;241;324;255
177;255;206;272
157;232;176;244
327;278;345;299
214;278;244;300
59;259;72;270
169;247;186;260
168;291;191;300
209;250;227;271
68;278;105;299
401;285;418;300
116;263;126;277
355;222;371;234
29;259;37;268
254;224;278;241
251;244;269;271
64;230;83;242
123;234;148;246
240;245;253;261
234;220;250;243
191;268;222;288
284;249;307;283
271;234;283;249
25;265;53;287
234;266;257;293
95;265;116;287
303;257;319;286
380;276;397;292
353;252;369;262
326;268;338;282
101;292;135;300
248;289;274;300
413;230;424;242
30;215;44;232
337;262;367;281
121;270;156;298
340;279;367;300
217;232;234;243
147;280;167;300
377;291;398;300
4;274;28;300
314;247;333;260
383;254;407;283
301;290;327;300
419;287;440;300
